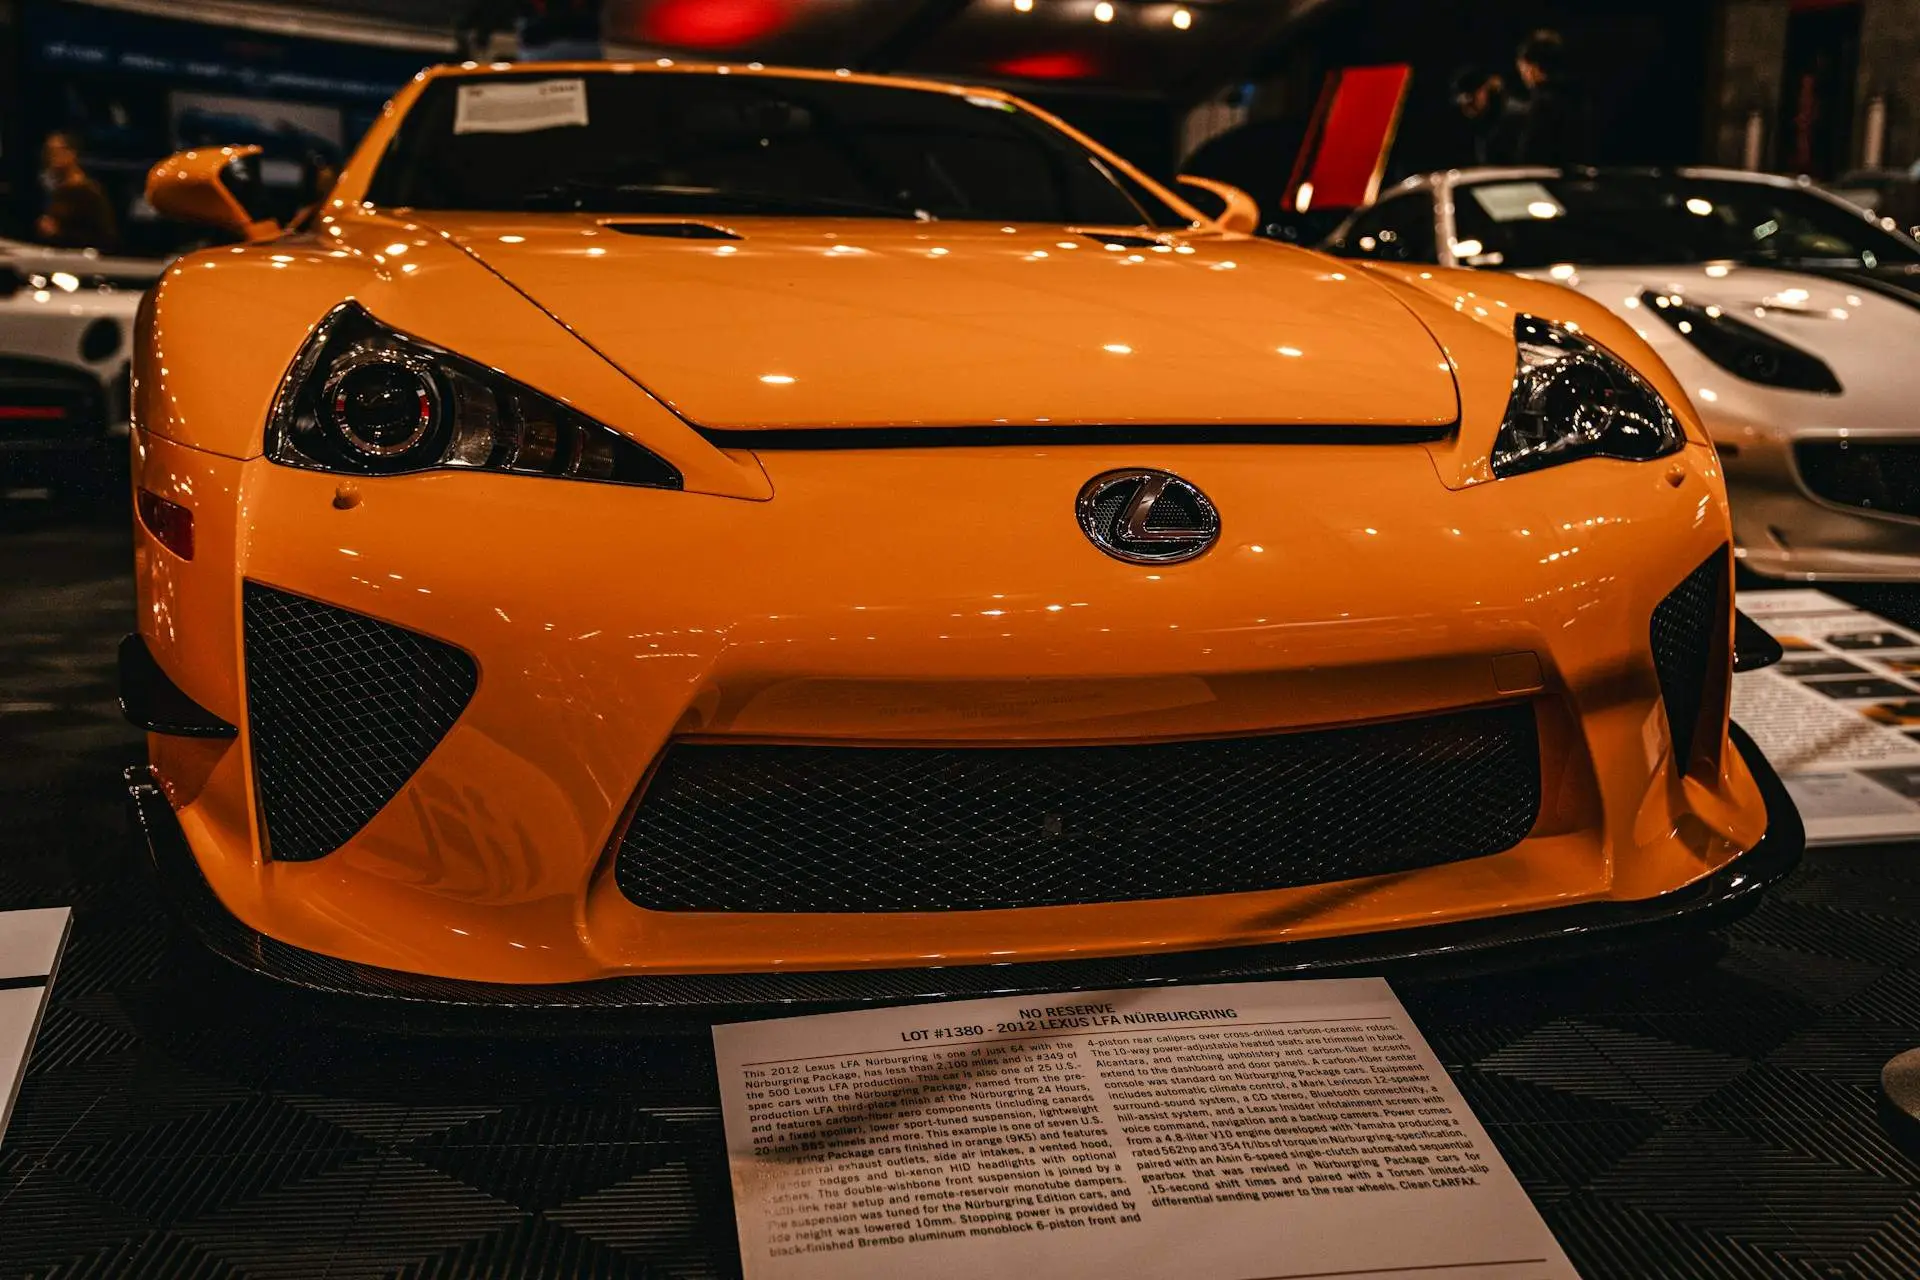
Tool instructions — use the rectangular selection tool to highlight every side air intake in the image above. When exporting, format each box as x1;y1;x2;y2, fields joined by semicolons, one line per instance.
1649;546;1731;772
243;583;477;861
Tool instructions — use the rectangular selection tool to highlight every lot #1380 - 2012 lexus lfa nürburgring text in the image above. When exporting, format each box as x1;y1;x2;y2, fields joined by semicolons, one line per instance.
118;63;1800;1012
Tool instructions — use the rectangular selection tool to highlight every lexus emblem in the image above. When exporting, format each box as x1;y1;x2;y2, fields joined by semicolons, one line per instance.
1076;469;1221;565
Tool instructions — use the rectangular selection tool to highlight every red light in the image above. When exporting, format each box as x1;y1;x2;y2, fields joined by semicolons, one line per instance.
137;488;194;561
995;51;1096;80
0;405;68;420
639;0;792;48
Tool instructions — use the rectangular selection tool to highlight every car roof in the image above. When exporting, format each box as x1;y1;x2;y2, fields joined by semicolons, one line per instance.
416;59;1002;103
1385;166;1819;195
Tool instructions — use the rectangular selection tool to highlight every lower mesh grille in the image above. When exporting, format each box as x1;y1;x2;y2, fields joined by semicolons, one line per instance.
1795;440;1920;519
614;704;1541;913
244;583;477;862
1649;547;1729;768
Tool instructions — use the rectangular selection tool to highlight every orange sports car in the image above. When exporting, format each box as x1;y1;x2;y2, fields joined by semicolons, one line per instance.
119;62;1799;1011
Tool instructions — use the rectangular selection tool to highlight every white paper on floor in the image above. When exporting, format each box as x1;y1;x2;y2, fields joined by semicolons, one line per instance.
1737;590;1920;845
0;906;70;1148
714;977;1576;1280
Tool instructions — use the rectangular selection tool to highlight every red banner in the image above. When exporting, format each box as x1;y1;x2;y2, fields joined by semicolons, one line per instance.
1287;64;1412;214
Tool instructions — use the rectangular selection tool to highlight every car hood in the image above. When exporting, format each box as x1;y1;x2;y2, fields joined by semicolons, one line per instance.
1543;262;1920;365
428;215;1460;432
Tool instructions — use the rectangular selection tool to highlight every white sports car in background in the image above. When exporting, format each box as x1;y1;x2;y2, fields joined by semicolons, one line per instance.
0;237;163;496
1327;167;1920;581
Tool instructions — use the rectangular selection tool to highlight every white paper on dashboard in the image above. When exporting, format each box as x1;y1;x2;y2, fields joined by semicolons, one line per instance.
713;977;1578;1280
1467;181;1563;222
453;79;590;135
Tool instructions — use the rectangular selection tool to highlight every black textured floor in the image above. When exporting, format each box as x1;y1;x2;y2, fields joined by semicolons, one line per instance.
4;498;1920;1279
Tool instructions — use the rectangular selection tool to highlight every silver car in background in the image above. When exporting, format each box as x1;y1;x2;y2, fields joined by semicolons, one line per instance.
0;238;163;496
1327;167;1920;582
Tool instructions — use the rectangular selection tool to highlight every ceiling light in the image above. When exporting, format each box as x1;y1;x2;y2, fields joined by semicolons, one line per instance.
1093;1;1114;21
1171;6;1191;28
1014;0;1033;10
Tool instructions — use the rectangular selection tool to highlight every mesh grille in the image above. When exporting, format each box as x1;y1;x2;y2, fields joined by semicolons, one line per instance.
614;704;1541;913
244;583;477;862
1795;441;1920;519
1649;548;1729;768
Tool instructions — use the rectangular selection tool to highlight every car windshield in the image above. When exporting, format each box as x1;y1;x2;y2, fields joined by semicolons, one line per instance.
365;71;1183;226
1452;175;1920;269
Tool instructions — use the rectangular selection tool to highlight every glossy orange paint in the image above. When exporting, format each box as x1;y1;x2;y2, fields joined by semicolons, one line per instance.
131;62;1768;985
439;217;1458;430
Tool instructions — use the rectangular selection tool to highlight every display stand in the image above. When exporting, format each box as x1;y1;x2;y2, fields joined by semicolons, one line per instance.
1882;1048;1920;1152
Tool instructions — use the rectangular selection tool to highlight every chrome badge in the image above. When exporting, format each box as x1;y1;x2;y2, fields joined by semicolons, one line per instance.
1076;469;1221;565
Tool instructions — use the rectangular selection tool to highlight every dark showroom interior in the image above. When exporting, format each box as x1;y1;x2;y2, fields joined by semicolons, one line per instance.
10;0;1920;1277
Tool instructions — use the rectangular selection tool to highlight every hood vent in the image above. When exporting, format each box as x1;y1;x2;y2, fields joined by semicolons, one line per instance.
1078;231;1166;250
602;221;741;240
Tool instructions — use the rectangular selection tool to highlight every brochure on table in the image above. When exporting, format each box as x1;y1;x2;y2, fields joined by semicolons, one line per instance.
0;907;70;1149
1737;590;1920;845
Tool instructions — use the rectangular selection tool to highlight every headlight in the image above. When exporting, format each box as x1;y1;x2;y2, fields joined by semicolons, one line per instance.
267;302;681;488
1640;291;1841;394
1490;315;1684;478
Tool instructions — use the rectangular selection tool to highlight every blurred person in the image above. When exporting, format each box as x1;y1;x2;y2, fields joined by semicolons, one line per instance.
1449;65;1522;167
1510;30;1592;166
35;131;119;252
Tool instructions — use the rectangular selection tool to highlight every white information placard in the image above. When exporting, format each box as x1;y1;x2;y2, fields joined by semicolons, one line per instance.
1736;589;1920;845
714;978;1577;1280
0;907;69;1149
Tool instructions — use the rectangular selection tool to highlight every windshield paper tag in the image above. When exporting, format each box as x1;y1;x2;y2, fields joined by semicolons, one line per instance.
1469;181;1563;223
454;80;589;135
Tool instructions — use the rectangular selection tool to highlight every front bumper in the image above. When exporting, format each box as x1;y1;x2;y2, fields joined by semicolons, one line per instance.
124;721;1801;1015
136;433;1769;982
1716;425;1920;583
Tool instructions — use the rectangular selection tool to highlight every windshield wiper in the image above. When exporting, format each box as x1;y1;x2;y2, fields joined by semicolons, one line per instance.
520;181;927;219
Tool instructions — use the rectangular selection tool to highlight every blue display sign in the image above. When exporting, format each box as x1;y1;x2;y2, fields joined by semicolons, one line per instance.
25;1;440;103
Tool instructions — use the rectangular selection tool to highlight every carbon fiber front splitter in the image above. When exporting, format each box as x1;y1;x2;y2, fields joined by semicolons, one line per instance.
124;722;1802;1021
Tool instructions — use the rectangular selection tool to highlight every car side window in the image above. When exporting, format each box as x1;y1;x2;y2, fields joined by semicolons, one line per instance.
1328;194;1438;263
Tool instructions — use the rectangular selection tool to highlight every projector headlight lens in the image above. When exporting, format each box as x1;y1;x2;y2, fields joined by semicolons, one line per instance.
321;352;441;462
1490;315;1684;478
